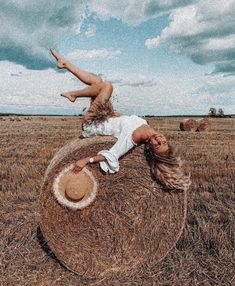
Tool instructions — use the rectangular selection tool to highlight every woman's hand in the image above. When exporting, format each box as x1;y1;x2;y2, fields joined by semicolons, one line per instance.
72;158;89;173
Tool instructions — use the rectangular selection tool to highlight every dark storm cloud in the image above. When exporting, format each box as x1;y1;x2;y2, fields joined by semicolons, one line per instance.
144;0;195;16
0;0;87;69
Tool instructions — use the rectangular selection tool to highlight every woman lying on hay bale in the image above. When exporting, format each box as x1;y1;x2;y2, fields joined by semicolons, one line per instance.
50;49;190;192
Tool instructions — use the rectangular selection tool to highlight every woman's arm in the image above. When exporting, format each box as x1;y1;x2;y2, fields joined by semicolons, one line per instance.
72;154;106;173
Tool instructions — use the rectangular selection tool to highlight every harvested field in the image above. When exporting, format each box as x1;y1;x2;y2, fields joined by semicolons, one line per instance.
0;116;234;286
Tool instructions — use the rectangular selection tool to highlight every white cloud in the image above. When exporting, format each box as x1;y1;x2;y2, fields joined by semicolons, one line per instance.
1;61;234;115
145;0;235;74
203;34;235;51
88;0;194;25
2;0;234;75
145;37;161;49
88;0;130;22
145;4;199;48
0;61;89;114
84;25;97;38
104;70;235;115
67;49;122;60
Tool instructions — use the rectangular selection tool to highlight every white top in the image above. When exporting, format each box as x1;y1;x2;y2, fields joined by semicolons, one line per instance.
82;115;148;173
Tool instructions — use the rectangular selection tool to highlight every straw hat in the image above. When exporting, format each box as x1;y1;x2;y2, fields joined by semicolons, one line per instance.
53;164;97;210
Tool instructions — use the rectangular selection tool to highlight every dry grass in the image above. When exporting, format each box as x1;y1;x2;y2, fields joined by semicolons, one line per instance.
0;116;234;286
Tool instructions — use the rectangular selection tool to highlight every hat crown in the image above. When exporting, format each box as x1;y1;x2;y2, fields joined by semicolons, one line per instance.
65;178;87;201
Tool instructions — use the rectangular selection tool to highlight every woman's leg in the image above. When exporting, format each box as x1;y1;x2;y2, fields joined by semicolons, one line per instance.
94;82;113;104
50;49;102;85
60;79;113;105
61;84;103;102
50;49;118;120
83;82;114;123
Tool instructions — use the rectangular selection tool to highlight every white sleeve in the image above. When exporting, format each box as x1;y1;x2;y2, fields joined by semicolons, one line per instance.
98;150;119;173
98;133;135;173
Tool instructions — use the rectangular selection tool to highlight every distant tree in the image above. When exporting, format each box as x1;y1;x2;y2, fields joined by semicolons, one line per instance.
218;108;225;117
209;107;217;117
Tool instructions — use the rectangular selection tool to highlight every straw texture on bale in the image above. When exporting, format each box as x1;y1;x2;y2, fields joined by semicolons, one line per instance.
179;119;199;132
197;118;211;132
39;136;188;279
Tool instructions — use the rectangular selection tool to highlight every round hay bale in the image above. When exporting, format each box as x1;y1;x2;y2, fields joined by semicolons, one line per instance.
179;119;198;132
197;118;211;132
39;137;188;279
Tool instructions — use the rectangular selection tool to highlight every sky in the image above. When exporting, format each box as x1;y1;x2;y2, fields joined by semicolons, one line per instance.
0;0;235;116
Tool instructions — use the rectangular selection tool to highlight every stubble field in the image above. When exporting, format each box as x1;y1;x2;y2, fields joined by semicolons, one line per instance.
0;116;234;286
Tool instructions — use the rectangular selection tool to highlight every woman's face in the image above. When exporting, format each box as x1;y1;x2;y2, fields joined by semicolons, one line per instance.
149;132;169;155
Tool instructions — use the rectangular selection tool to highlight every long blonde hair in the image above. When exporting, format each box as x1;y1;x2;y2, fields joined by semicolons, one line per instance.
144;143;191;192
83;99;115;125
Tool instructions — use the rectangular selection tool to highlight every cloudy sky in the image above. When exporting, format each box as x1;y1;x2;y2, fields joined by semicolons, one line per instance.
0;0;235;115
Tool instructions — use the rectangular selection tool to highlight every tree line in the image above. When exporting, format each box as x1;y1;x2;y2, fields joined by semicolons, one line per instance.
208;107;226;117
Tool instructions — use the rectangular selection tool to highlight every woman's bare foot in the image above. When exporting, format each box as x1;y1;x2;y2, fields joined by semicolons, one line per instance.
50;48;67;69
60;92;76;102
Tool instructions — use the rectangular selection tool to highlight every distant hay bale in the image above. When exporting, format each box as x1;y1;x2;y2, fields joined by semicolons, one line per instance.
15;117;21;122
197;118;211;132
9;117;15;122
180;119;199;132
39;137;188;279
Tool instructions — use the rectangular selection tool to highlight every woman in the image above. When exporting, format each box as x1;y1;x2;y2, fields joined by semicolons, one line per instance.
50;49;191;192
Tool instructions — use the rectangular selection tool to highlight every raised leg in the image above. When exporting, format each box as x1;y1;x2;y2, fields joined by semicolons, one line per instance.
50;49;117;119
94;82;113;104
50;48;102;85
61;84;103;102
83;82;114;123
65;82;113;105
